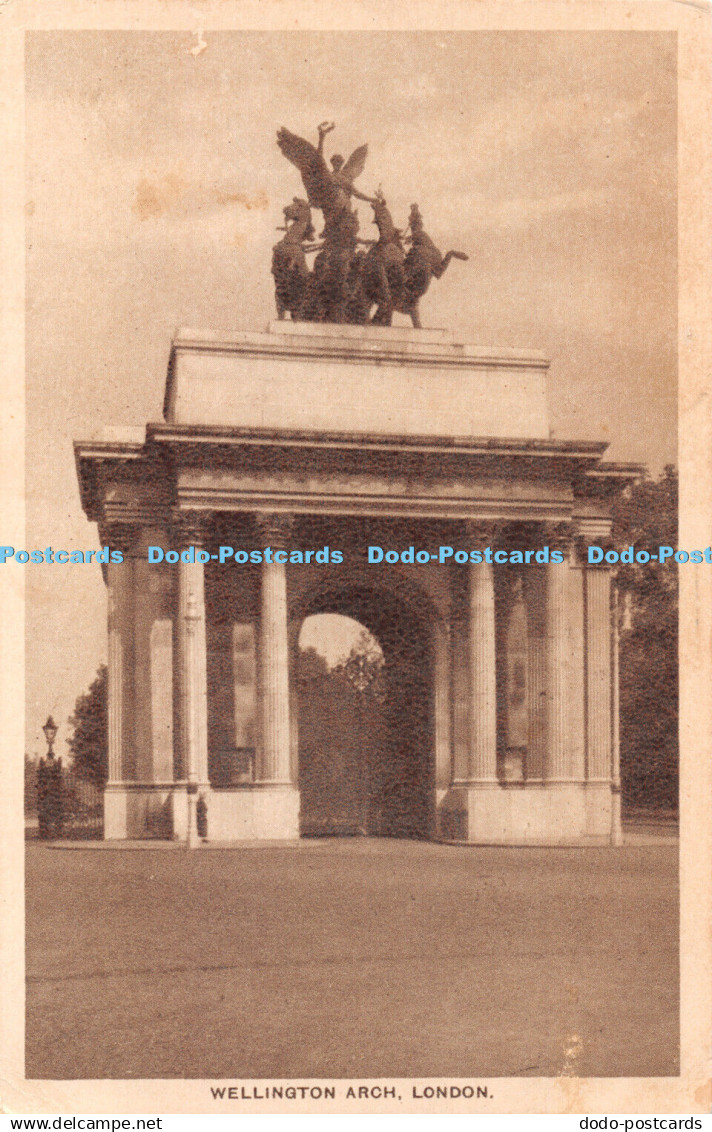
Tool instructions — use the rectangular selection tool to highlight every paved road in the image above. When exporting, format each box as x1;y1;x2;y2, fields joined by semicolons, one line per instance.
26;838;678;1079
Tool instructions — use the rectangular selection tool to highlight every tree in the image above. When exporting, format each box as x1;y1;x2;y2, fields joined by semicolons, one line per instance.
24;754;38;814
298;645;331;684
67;665;108;786
333;628;386;699
611;465;678;810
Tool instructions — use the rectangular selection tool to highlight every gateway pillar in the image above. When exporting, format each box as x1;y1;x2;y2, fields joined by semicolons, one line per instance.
253;513;299;838
468;556;498;783
544;539;570;783
104;526;135;839
442;525;501;842
176;513;210;845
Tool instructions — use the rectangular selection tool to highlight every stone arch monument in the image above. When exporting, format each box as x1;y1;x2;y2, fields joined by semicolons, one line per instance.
75;319;639;845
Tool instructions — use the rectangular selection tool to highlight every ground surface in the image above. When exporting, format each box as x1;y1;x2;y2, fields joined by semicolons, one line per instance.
25;838;678;1080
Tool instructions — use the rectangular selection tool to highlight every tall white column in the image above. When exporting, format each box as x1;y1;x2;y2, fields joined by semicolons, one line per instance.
106;526;135;784
450;571;471;783
107;562;127;784
610;585;623;845
256;514;293;785
586;566;612;781
544;527;571;781
464;526;498;783
433;620;452;790
527;635;546;780
176;513;210;845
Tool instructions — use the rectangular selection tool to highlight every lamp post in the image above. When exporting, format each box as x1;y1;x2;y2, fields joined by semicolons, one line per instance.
42;715;58;757
38;715;62;840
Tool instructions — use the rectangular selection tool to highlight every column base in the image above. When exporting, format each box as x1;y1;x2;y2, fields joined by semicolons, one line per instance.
610;787;623;846
103;783;194;840
437;781;617;845
207;785;300;840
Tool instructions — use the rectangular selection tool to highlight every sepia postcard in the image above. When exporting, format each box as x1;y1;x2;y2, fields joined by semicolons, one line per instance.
1;0;710;1118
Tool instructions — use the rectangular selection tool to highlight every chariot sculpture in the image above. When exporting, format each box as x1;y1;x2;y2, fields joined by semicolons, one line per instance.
272;121;468;327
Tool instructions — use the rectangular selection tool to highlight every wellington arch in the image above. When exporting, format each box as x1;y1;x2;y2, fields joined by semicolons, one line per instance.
74;321;640;845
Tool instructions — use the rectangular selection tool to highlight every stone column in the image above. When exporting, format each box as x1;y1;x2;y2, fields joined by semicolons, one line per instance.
102;525;138;839
433;620;452;792
585;564;612;782
544;524;571;781
255;513;293;786
106;547;133;785
132;525;174;786
527;636;546;779
450;568;471;784
463;524;498;784
610;586;623;845
176;512;210;845
469;558;497;781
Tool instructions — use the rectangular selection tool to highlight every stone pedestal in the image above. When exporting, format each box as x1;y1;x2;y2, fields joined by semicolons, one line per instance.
166;324;551;440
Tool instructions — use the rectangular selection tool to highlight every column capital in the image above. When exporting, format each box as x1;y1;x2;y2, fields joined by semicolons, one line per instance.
539;520;574;555
102;522;141;557
255;512;294;550
172;509;208;548
573;529;615;565
463;519;505;547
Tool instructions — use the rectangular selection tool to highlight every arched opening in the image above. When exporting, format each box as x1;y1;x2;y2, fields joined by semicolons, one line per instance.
295;583;435;839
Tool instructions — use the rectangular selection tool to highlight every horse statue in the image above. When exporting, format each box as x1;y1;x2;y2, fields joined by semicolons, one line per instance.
271;198;315;320
357;193;407;326
357;197;468;328
402;204;468;328
302;207;364;324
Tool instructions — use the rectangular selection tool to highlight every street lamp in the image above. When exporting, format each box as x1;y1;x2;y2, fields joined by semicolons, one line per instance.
42;715;58;758
38;715;62;840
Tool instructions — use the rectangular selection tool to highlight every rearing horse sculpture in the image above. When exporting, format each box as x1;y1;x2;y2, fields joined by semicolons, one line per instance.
358;198;469;328
402;204;469;329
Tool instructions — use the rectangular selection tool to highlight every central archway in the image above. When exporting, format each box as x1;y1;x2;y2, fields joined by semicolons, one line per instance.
294;580;436;840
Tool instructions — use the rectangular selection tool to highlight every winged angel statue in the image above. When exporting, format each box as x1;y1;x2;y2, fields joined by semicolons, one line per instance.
272;121;468;327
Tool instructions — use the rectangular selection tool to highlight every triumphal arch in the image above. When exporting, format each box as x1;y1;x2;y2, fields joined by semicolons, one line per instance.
75;319;637;846
74;122;638;846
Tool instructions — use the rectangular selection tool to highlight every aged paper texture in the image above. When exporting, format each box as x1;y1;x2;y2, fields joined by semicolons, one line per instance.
1;0;711;1117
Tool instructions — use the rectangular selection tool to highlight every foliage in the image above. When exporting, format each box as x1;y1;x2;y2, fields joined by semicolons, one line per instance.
300;629;386;700
612;465;678;810
25;754;38;814
298;646;331;684
67;665;108;787
333;628;386;699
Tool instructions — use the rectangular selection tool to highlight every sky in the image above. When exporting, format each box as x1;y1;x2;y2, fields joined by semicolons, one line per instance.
24;29;677;757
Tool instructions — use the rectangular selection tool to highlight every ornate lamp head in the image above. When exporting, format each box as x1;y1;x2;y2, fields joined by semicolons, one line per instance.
42;715;58;755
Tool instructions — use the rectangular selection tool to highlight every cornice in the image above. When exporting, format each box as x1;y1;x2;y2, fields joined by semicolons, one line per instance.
169;327;551;371
147;422;608;464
